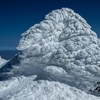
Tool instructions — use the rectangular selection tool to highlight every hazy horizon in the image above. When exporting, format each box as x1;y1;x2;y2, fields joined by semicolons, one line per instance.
0;50;18;60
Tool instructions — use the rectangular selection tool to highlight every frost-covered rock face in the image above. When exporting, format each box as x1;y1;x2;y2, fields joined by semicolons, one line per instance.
0;8;100;95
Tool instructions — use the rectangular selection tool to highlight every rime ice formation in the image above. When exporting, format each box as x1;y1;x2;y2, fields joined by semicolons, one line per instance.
17;8;100;92
0;8;100;99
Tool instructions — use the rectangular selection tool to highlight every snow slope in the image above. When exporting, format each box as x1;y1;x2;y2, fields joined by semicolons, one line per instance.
0;75;100;100
0;8;100;99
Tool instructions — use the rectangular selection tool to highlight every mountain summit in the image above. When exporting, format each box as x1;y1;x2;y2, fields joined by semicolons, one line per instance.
0;8;100;99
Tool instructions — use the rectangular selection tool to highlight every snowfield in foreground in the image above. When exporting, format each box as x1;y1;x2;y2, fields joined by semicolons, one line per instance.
0;75;100;100
0;7;100;99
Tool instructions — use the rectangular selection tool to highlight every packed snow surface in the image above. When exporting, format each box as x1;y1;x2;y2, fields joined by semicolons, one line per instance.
0;8;100;99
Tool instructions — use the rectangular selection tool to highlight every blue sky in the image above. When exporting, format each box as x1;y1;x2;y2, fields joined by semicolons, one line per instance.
0;0;100;50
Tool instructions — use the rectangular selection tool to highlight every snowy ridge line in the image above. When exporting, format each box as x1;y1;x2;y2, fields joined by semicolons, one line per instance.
0;53;20;80
0;53;19;68
0;56;7;68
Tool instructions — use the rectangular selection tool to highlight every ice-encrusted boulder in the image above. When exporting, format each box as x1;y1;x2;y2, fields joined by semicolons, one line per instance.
0;8;100;95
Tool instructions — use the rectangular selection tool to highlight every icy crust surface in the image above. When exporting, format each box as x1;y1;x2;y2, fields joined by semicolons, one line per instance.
0;75;100;100
16;8;100;93
0;56;7;68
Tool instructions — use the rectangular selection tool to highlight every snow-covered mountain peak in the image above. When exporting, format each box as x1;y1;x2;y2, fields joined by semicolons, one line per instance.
17;8;97;50
15;8;100;93
0;8;100;98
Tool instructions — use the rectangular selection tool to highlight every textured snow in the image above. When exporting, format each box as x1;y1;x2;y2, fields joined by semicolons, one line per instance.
0;7;100;99
0;75;100;100
17;8;100;93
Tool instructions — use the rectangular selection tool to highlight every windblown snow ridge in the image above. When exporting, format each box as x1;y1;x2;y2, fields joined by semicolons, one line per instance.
0;8;100;96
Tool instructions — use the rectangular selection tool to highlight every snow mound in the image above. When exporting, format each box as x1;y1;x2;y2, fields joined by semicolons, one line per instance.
0;75;100;100
0;8;100;96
